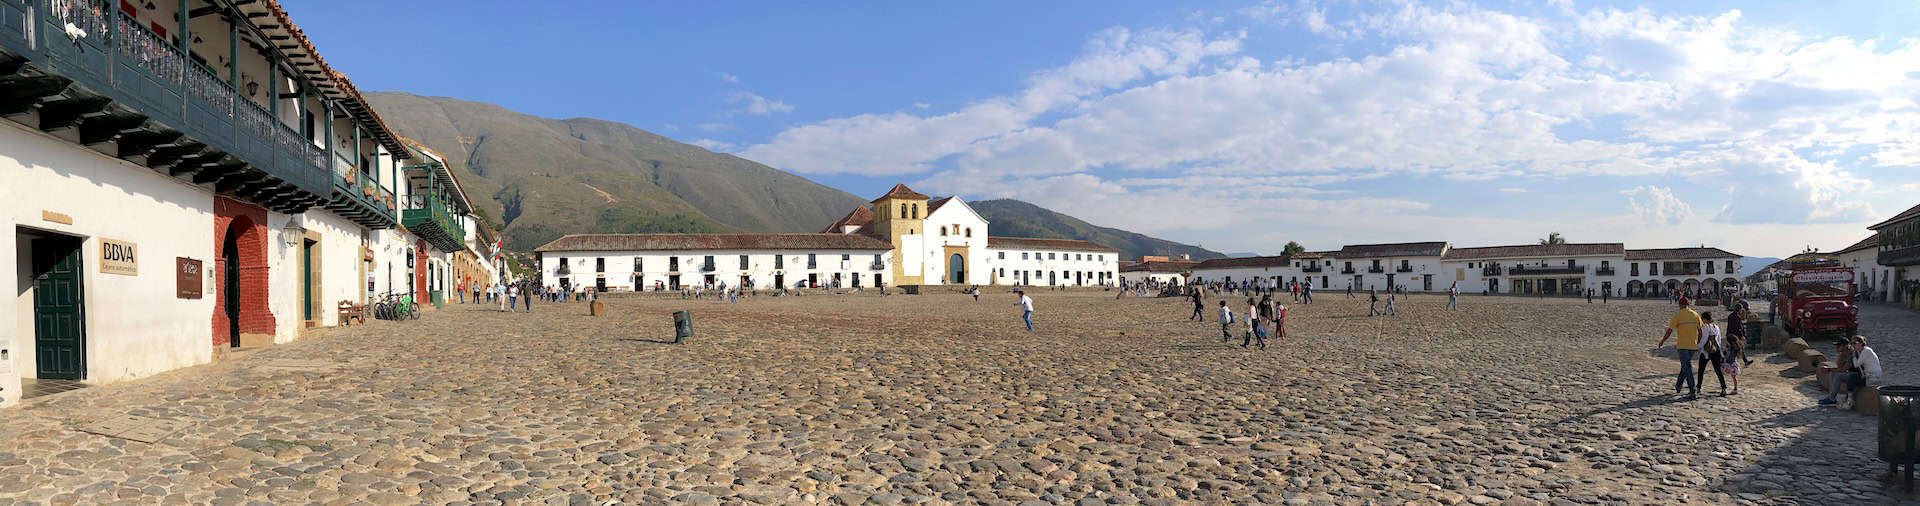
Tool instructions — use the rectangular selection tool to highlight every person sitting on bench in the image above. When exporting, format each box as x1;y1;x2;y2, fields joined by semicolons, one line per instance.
1821;335;1882;408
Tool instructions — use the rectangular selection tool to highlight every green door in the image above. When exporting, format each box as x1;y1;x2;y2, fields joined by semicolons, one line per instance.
33;237;85;380
302;240;313;321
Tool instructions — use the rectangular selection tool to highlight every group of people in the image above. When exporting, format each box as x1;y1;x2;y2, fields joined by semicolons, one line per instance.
1183;288;1286;349
1657;296;1884;406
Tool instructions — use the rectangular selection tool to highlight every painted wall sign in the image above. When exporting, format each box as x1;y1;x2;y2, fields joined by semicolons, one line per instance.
176;257;203;299
99;238;138;276
40;210;73;225
1793;271;1851;283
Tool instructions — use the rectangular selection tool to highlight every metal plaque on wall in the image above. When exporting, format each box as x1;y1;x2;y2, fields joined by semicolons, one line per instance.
176;258;203;299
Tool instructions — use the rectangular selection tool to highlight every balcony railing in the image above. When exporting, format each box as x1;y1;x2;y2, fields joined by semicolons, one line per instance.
331;152;394;220
0;1;350;214
1481;267;1501;277
1367;267;1385;274
1301;265;1323;273
870;261;886;271
402;193;466;252
1595;267;1617;276
1881;245;1920;267
1395;266;1414;273
807;261;818;270
1341;267;1356;274
700;263;716;272
1509;265;1587;276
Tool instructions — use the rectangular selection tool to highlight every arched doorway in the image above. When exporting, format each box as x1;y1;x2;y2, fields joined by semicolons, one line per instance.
217;215;260;348
948;254;965;285
1627;280;1643;297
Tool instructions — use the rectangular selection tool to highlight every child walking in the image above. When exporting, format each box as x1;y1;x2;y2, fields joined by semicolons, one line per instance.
1218;300;1234;342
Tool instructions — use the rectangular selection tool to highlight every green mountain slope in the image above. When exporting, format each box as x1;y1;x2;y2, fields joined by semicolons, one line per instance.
970;199;1226;261
364;92;868;251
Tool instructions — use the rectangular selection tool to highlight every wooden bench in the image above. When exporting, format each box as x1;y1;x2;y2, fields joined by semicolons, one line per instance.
337;301;366;325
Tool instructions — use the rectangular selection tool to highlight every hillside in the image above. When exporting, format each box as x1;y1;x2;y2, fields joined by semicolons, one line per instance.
971;199;1226;261
364;92;868;251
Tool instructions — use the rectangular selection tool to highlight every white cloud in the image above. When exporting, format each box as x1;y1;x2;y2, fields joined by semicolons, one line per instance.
913;102;930;109
1620;185;1694;225
719;72;739;83
728;92;794;116
689;138;736;152
1498;187;1527;193
732;1;1920;253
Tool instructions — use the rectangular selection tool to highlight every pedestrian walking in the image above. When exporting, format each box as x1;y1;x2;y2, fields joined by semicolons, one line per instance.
1302;283;1313;304
1244;297;1267;349
1384;291;1397;316
1347;283;1355;299
1218;300;1234;342
1655;296;1704;400
1602;289;1609;304
471;284;480;305
1586;288;1594;304
457;280;466;304
1368;289;1379;317
506;284;518;312
522;282;533;313
1273;298;1287;340
1696;312;1728;396
1446;283;1459;311
1014;289;1034;332
1189;290;1205;322
1729;307;1754;366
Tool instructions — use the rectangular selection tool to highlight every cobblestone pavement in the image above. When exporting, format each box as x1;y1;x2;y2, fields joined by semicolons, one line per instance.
0;290;1914;505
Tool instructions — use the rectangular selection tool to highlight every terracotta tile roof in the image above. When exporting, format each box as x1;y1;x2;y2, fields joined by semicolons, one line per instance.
986;237;1119;253
1120;260;1199;273
1623;247;1741;260
1869;203;1920;230
534;234;893;253
1832;234;1880;256
243;0;409;159
1290;251;1331;259
821;206;874;233
397;137;470;213
1441;243;1625;260
1333;242;1449;258
870;183;930;203
1190;255;1292;270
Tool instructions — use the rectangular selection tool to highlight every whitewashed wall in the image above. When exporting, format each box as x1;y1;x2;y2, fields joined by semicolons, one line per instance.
982;248;1118;286
539;249;893;291
0;124;218;400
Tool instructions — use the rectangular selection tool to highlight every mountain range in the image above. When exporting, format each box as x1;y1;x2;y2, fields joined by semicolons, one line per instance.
363;92;1218;260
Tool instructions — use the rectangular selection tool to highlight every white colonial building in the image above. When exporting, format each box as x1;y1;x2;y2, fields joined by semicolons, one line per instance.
0;0;492;407
534;184;1120;291
534;234;894;292
1439;243;1629;296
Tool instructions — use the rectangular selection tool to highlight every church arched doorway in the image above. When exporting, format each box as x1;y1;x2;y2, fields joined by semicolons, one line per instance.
948;254;965;285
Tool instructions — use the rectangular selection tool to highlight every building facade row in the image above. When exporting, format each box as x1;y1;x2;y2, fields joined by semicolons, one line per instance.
2;0;493;407
534;184;1120;291
1180;242;1743;298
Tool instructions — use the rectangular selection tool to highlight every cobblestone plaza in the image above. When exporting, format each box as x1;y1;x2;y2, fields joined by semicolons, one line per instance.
0;291;1913;505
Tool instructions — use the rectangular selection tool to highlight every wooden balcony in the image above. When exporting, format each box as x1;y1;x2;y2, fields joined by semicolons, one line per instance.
0;2;340;214
1509;265;1587;276
1881;245;1920;266
402;193;465;253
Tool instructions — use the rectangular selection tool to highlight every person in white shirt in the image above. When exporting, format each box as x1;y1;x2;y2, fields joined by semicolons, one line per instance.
1218;300;1234;342
1014;290;1034;332
1446;283;1459;311
1825;335;1883;407
1696;312;1729;396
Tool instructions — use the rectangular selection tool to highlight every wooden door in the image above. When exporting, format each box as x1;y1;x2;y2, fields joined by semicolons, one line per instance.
33;237;85;380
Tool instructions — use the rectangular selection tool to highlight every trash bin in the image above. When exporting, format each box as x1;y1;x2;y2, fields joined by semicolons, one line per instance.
672;310;692;343
1878;385;1920;490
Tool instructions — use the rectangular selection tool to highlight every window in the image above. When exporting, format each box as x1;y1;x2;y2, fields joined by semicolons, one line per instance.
1401;260;1410;269
1650;263;1658;276
1565;259;1574;268
740;255;749;270
775;255;784;269
1706;262;1715;274
912;204;919;219
1601;260;1610;268
1467;262;1474;269
634;257;643;272
596;258;606;272
807;253;817;268
940;227;947;236
1726;260;1734;272
842;254;850;261
873;254;881;265
965;228;972;237
998;252;1005;260
900;203;907;217
1372;260;1382;268
1344;261;1353;270
1048;253;1056;260
559;258;569;268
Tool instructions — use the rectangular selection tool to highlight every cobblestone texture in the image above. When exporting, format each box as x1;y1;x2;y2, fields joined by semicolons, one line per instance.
0;290;1914;505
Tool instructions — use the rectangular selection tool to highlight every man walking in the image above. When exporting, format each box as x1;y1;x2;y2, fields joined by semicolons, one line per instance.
1655;296;1705;400
457;280;466;304
506;283;518;312
1368;289;1379;317
1218;300;1234;342
1014;289;1034;332
1384;290;1397;316
522;281;533;313
1446;283;1459;311
1189;290;1205;322
1302;283;1313;304
1586;288;1594;304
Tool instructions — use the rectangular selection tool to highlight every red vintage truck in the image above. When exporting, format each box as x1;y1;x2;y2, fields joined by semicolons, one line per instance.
1772;258;1858;342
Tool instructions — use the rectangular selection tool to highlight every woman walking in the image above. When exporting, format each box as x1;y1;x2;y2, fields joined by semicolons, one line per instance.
1696;312;1728;396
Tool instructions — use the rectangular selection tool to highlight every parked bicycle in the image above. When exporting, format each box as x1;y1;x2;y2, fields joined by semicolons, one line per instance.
372;291;419;321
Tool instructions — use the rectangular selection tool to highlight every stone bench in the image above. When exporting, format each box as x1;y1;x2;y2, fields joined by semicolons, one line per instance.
1783;337;1810;358
1762;327;1790;351
1798;349;1826;372
1856;385;1881;415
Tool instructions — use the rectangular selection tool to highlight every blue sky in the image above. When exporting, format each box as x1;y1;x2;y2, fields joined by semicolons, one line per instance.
284;0;1920;258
